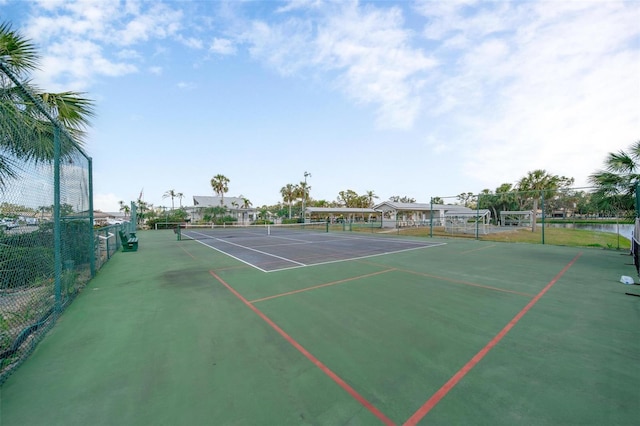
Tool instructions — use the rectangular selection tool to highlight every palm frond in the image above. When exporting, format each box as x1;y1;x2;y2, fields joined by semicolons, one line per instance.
605;151;635;173
0;22;39;75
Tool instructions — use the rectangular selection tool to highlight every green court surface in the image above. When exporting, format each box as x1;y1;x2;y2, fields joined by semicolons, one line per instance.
1;230;639;425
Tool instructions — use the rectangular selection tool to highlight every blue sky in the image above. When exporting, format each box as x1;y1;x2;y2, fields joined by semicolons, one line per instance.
2;0;639;211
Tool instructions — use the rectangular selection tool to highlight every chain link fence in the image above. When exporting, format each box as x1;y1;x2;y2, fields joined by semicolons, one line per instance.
0;63;127;384
383;188;632;250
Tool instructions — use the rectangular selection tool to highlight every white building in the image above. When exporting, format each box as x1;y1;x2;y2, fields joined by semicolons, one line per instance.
188;196;258;224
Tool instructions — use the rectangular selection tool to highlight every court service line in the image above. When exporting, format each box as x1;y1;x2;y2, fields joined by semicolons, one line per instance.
269;231;442;247
190;238;270;272
403;252;583;426
209;270;396;426
191;231;305;268
250;268;397;303
178;244;252;272
266;243;446;273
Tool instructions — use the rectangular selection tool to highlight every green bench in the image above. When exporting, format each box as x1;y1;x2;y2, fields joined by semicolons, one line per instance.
118;230;139;252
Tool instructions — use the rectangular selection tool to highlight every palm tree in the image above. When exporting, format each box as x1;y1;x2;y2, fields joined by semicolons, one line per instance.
589;140;640;215
118;201;130;218
241;198;252;209
163;189;177;210
365;190;378;207
478;184;518;225
177;192;184;208
135;199;150;225
280;183;296;219
338;189;359;207
297;181;311;206
210;174;230;207
457;192;476;208
516;169;574;231
0;22;95;187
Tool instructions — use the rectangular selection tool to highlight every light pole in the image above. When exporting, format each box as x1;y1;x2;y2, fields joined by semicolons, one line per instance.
302;171;311;223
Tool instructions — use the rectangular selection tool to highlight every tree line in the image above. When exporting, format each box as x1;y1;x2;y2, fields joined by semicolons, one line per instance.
3;22;637;227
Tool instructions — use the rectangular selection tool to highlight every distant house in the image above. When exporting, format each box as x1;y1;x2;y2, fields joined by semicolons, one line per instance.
189;196;257;224
373;201;490;228
304;207;379;223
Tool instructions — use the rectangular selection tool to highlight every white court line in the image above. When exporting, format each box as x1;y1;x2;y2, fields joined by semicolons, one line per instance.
254;234;440;250
266;242;447;273
188;230;306;270
256;231;440;249
184;230;446;273
193;239;269;272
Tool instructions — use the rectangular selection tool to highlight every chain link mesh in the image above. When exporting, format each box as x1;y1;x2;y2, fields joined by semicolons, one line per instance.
0;64;110;383
383;188;632;249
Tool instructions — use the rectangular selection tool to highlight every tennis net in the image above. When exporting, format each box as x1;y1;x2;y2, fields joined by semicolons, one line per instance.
177;222;329;241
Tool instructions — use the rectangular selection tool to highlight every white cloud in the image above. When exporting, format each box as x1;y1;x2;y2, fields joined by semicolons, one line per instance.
23;0;184;90
242;2;436;129
276;0;324;13
417;1;640;189
210;37;236;55
178;35;204;49
33;39;137;91
112;4;183;45
117;49;142;60
149;66;163;75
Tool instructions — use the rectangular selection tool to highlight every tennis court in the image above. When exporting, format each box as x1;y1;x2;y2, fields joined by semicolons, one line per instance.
1;230;638;425
179;223;445;272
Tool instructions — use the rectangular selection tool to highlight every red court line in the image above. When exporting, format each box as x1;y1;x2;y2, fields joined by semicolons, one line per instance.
403;252;582;426
209;270;396;426
250;268;396;303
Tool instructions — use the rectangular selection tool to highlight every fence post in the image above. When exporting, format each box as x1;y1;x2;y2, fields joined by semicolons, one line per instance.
429;198;433;238
476;195;480;240
541;190;545;245
636;183;640;217
130;201;137;233
53;127;62;314
89;158;96;277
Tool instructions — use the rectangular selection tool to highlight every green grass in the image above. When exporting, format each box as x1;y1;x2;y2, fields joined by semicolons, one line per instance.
542;218;633;225
373;226;631;249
